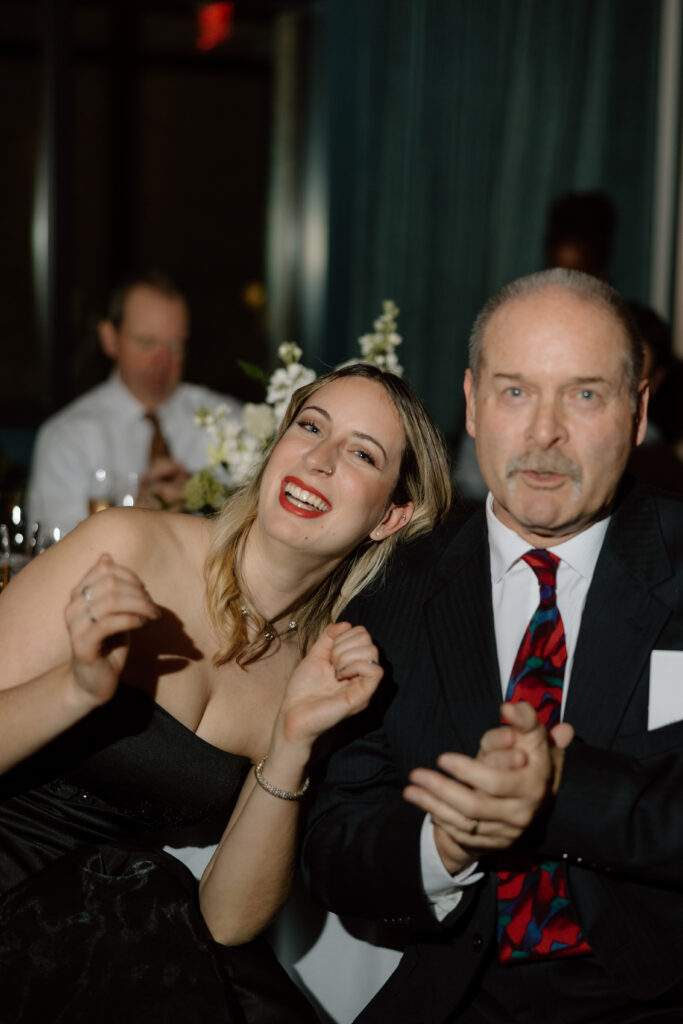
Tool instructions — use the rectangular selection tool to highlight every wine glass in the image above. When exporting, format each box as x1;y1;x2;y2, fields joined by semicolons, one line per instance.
114;471;139;508
0;524;10;593
34;522;63;555
4;502;31;574
0;510;32;591
88;468;114;515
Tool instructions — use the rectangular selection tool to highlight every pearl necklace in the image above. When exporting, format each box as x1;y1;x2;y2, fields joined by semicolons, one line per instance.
240;604;297;641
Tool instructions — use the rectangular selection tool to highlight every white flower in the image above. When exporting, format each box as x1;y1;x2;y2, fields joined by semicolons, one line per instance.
242;403;277;443
374;349;402;374
277;341;303;366
358;334;375;357
194;405;218;428
206;441;227;466
355;300;403;376
226;430;264;485
266;363;317;423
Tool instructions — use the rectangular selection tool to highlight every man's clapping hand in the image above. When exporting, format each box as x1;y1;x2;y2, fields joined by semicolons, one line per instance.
403;702;574;875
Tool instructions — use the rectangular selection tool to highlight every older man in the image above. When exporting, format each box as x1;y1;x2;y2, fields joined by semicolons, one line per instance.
28;272;240;534
302;268;683;1022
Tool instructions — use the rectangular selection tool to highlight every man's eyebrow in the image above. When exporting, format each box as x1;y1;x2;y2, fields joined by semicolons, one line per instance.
129;331;186;342
492;372;610;385
299;404;388;460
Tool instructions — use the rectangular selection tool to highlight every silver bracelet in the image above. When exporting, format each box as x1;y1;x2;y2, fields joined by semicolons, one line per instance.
254;755;310;801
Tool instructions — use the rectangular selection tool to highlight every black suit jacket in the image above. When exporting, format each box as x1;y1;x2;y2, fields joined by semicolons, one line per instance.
301;481;683;1023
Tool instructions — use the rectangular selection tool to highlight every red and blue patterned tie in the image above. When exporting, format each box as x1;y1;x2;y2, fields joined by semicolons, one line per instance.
497;550;591;962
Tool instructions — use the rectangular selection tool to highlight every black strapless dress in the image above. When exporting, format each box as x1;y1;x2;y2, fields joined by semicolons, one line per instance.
0;686;318;1024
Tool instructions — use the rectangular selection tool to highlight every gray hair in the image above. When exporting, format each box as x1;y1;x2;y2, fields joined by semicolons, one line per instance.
468;268;644;409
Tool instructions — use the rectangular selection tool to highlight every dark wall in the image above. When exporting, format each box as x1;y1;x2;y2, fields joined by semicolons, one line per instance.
0;0;278;443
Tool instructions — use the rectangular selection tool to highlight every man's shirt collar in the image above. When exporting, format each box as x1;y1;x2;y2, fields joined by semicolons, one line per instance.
485;491;609;585
109;371;180;420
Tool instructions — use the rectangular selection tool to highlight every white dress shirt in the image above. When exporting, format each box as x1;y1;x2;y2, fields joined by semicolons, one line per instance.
421;493;609;918
27;374;241;535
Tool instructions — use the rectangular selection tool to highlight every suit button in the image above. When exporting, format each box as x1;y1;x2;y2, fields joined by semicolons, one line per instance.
472;932;483;952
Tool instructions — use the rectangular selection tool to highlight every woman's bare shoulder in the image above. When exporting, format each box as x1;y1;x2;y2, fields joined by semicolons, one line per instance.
83;508;214;589
0;510;214;685
2;509;212;616
69;507;211;564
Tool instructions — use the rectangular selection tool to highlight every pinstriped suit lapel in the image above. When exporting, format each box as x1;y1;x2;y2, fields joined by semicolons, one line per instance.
423;511;502;756
565;485;674;745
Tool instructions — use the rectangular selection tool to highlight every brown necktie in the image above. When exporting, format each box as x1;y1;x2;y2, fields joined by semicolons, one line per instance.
145;411;171;464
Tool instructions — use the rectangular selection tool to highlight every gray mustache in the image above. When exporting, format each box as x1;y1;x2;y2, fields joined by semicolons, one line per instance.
506;452;582;483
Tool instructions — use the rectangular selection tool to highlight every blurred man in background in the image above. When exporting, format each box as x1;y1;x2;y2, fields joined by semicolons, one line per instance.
28;271;240;534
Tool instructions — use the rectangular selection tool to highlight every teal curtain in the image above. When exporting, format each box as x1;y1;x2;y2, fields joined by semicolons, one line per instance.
304;0;663;437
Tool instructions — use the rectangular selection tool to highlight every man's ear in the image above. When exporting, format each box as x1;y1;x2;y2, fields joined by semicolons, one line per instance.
369;502;414;542
464;369;476;438
633;380;649;447
98;319;119;360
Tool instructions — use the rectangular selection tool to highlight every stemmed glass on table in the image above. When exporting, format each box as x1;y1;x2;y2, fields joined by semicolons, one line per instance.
0;502;34;594
0;470;139;595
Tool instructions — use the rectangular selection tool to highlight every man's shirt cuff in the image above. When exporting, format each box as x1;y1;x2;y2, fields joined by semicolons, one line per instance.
420;814;485;921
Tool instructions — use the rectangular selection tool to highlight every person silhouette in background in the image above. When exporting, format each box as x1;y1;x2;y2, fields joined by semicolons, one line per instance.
626;301;683;494
543;190;618;281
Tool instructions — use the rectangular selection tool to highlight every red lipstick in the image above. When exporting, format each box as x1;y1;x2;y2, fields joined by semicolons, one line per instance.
279;476;332;518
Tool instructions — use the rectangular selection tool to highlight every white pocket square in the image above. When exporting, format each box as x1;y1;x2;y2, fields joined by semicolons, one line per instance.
648;650;683;730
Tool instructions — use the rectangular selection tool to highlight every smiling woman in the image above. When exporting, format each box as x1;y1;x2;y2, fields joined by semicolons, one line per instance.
207;362;452;665
0;361;450;1021
250;375;413;631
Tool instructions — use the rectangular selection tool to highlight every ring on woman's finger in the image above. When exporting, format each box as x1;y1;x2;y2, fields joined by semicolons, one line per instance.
82;585;97;624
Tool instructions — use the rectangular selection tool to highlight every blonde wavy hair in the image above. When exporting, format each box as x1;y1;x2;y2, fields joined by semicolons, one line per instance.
204;363;451;666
